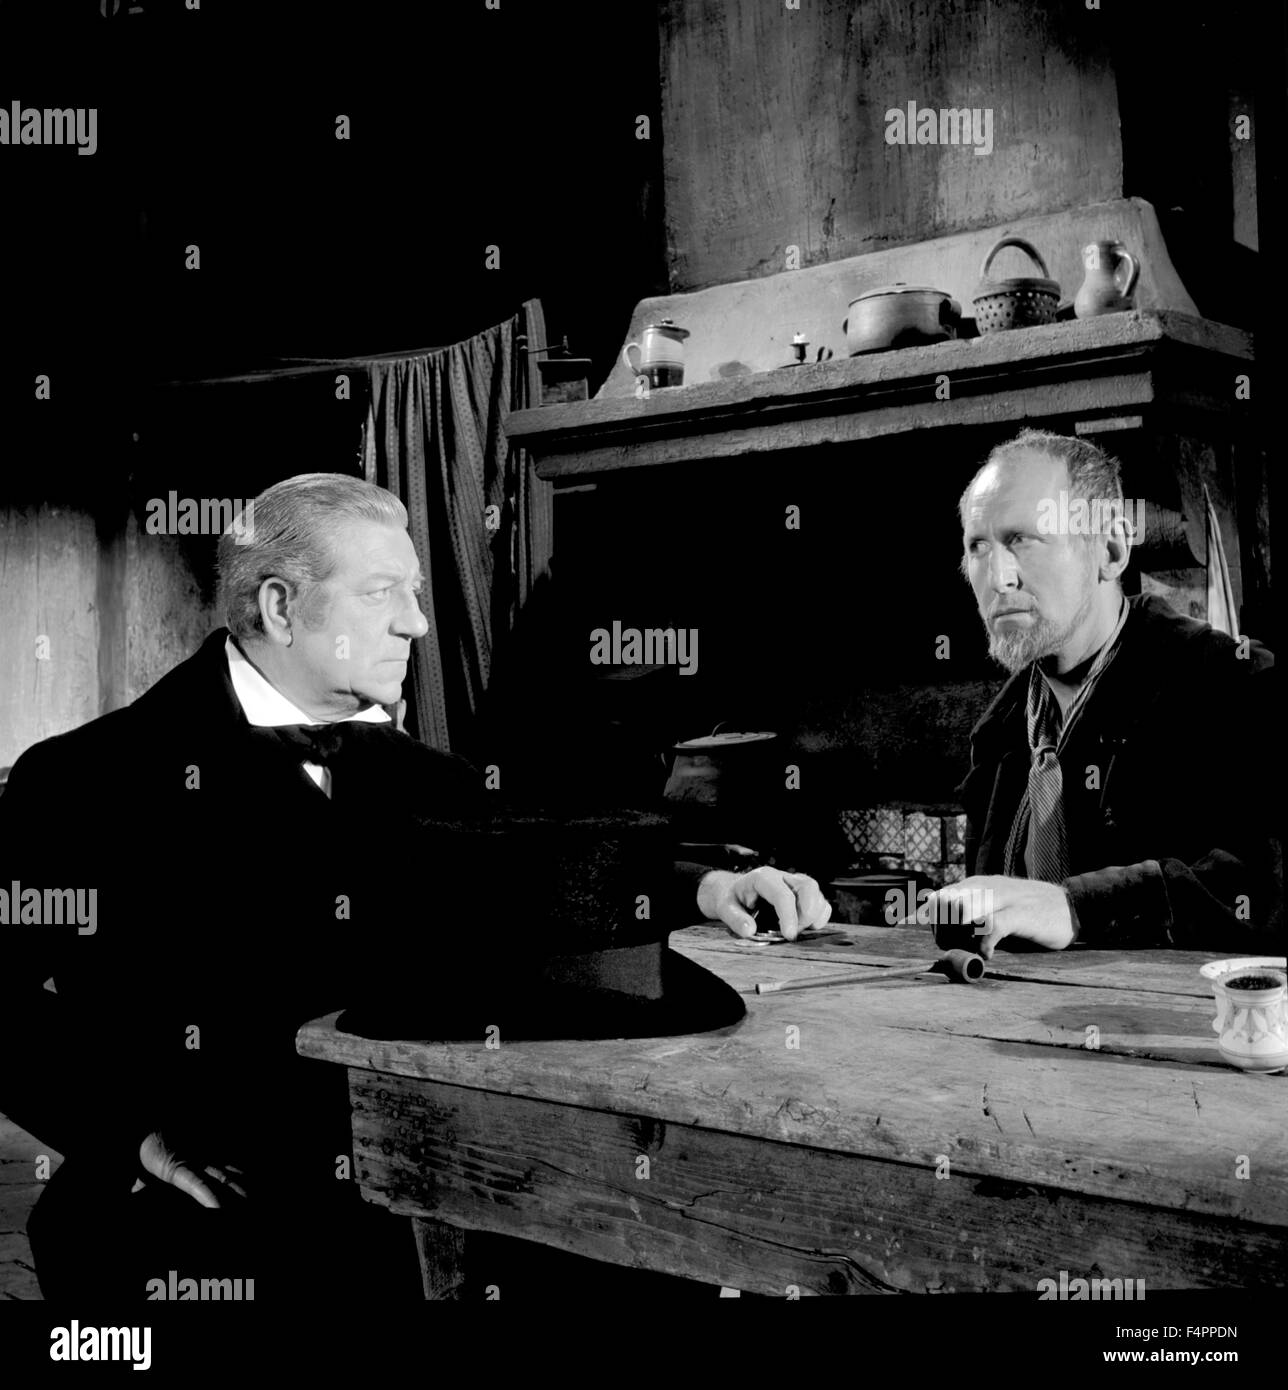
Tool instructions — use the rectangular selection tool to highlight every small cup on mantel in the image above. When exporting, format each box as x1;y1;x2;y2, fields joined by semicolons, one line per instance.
1199;958;1288;1074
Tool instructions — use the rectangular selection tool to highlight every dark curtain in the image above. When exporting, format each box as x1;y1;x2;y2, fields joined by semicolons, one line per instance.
362;299;553;752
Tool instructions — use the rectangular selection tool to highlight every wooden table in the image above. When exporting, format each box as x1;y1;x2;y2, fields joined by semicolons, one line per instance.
296;924;1288;1297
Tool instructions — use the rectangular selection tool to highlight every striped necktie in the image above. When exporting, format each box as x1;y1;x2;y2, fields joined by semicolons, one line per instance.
1020;684;1068;881
1005;597;1130;882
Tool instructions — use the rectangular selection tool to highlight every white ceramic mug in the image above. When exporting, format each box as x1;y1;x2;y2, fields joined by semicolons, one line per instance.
1200;958;1288;1073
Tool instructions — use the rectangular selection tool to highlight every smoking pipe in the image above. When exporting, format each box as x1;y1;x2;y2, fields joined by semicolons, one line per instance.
753;949;985;995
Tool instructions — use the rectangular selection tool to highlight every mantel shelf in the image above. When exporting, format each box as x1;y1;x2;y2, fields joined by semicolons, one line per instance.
506;312;1252;482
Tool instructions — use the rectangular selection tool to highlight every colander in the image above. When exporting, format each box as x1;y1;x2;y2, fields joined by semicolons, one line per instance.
972;236;1061;333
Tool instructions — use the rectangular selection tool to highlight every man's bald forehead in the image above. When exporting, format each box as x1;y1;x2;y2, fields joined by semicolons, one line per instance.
961;447;1070;523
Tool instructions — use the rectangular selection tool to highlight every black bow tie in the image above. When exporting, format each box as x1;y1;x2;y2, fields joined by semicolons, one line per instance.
264;721;363;766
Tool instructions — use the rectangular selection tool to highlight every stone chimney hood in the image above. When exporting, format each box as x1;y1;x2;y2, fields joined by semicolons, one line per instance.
505;200;1251;484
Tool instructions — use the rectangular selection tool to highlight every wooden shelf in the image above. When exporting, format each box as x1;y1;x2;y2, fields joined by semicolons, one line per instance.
506;312;1252;482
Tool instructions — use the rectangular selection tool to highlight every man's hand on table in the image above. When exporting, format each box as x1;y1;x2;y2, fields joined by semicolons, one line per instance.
697;866;832;940
131;1130;249;1209
903;875;1075;958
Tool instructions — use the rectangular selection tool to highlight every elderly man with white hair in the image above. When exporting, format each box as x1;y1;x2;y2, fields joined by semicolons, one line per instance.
0;470;825;1303
0;474;490;1301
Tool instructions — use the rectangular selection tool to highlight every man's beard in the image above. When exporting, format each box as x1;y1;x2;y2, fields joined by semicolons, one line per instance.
984;571;1096;674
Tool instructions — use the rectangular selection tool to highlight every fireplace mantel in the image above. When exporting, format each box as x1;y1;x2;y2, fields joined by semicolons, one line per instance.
508;311;1252;483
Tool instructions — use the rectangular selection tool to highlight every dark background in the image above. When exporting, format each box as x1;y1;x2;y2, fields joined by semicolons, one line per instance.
0;0;666;383
0;0;667;536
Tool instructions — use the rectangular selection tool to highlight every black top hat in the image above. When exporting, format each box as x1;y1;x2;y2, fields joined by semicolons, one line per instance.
336;808;746;1042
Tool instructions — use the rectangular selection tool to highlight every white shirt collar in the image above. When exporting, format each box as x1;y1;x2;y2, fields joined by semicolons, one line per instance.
225;636;391;728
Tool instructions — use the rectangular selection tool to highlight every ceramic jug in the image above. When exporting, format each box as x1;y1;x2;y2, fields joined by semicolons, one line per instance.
1074;241;1140;318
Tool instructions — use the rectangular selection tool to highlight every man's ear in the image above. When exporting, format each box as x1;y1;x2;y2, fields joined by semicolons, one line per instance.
1099;508;1132;582
257;577;294;646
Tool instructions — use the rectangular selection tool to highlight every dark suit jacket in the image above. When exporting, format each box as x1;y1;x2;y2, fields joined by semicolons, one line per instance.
959;595;1279;948
0;629;480;1196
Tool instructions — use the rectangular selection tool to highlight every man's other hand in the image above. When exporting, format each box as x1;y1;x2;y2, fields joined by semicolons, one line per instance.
133;1131;249;1208
901;875;1074;958
697;867;832;940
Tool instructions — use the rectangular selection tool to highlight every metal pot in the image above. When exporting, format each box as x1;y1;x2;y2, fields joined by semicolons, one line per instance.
663;730;781;856
663;731;779;807
843;284;961;355
829;871;933;926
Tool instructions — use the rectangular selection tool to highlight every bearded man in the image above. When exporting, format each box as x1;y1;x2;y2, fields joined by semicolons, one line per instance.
923;429;1278;956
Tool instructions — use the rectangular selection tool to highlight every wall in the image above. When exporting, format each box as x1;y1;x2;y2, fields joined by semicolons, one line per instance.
659;0;1122;291
0;504;216;771
120;519;217;707
0;504;100;768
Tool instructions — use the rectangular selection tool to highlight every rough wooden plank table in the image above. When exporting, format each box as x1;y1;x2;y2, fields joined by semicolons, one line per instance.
296;924;1287;1297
